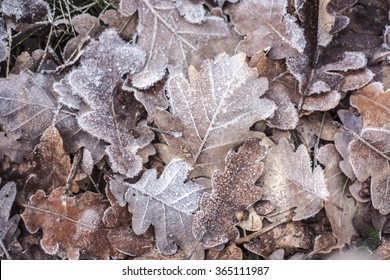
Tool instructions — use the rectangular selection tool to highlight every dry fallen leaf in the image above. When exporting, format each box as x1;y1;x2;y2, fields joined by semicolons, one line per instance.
205;244;243;260
21;187;116;259
259;137;329;221
349;127;390;215
120;0;232;89
226;0;305;59
110;159;205;258
24;126;78;195
244;222;313;259
350;82;390;128
318;144;357;247
0;181;19;259
56;29;154;178
155;52;276;178
192;138;266;248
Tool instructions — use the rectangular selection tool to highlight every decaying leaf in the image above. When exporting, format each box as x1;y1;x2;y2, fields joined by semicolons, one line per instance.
0;132;31;163
0;181;19;258
373;238;390;260
107;227;155;257
318;144;357;247
155;52;276;178
21;187;116;259
205;244;243;260
0;72;63;140
259;137;329;220
349;127;390;215
120;0;231;89
1;0;48;22
226;0;305;59
244;222;313;259
334;110;362;180
192;138;266;248
110;159;204;257
56;29;154;178
350;82;390;128
24;126;78;195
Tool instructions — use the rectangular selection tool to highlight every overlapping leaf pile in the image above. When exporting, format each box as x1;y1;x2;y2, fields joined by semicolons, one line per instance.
1;0;390;260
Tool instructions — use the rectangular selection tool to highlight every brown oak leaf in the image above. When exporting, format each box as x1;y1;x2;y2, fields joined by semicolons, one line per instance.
349;127;390;215
192;138;266;248
318;144;357;246
244;222;313;259
259;137;329;221
21;187;116;259
350;82;390;128
24;126;78;195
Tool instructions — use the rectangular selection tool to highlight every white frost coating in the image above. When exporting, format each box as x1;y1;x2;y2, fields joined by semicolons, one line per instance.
320;52;367;73
284;14;306;54
110;159;205;256
76;209;101;236
175;0;205;24
308;81;331;95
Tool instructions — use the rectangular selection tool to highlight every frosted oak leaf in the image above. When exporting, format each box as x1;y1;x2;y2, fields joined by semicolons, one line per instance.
154;52;276;178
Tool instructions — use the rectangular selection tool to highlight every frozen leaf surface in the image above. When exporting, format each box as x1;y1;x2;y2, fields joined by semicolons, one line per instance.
2;0;48;22
192;139;266;247
259;137;329;220
21;188;115;259
155;52;276;178
110;159;204;257
349;128;390;215
226;0;305;59
120;0;231;89
24;126;78;195
56;29;154;178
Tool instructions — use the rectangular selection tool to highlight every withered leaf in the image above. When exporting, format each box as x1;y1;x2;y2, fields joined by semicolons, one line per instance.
21;187;115;259
349;127;390;215
373;238;390;260
0;181;19;258
334;109;362;180
120;0;231;89
110;159;204;257
226;0;305;59
192;138;266;248
0;132;31;163
24;126;78;195
155;52;276;178
56;29;154;178
350;82;390;128
2;0;48;22
0;72;62;140
259;137;329;221
244;222;313;259
205;244;243;260
107;227;155;257
318;144;357;246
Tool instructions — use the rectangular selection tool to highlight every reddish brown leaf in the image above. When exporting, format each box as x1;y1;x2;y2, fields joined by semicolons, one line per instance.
21;188;116;259
24;126;78;195
205;244;243;260
373;239;390;260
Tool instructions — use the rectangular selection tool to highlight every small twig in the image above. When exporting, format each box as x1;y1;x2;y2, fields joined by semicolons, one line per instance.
333;121;390;162
235;211;293;245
